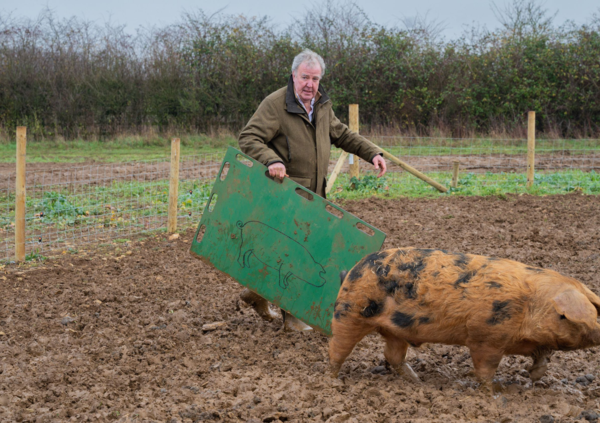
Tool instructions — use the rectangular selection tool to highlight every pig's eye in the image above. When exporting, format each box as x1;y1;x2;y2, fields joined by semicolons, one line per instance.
560;314;567;320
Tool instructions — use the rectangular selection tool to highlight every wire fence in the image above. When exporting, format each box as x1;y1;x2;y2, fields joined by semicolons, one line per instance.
0;154;224;263
1;137;599;263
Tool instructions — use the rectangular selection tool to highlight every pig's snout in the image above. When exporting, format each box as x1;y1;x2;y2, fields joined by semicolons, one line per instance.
586;327;600;347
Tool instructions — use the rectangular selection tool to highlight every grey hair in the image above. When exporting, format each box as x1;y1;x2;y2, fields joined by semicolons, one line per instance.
291;49;326;77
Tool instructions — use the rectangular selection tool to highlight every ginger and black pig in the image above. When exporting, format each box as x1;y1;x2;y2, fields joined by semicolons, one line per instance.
330;247;600;389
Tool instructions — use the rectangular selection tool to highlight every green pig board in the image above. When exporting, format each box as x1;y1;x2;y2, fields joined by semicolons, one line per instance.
190;147;386;335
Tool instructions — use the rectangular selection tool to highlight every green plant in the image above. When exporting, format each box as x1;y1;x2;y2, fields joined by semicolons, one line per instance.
330;169;600;200
38;192;83;219
25;248;47;262
347;175;389;193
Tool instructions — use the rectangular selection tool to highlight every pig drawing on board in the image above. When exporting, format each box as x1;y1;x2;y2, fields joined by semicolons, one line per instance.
329;247;600;390
236;220;326;289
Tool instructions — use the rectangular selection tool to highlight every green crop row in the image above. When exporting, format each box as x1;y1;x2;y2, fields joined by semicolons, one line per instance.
1;168;598;262
328;170;600;200
1;170;596;234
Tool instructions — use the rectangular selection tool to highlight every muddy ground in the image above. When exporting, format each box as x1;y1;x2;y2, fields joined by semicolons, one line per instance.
1;194;600;423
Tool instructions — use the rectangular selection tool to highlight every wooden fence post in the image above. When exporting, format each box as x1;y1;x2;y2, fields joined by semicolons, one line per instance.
527;111;536;189
451;161;460;188
326;151;348;195
15;127;26;262
349;104;360;180
168;138;180;233
380;150;448;193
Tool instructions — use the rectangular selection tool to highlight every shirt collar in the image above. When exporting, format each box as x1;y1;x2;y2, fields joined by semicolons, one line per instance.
295;92;316;112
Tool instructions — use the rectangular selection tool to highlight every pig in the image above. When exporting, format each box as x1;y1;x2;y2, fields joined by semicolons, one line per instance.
329;247;600;390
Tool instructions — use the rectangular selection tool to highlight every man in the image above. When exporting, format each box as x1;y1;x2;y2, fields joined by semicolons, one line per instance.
238;49;387;331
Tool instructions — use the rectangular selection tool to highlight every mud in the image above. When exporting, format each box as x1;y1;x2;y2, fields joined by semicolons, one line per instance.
2;149;598;188
0;160;224;190
1;193;600;422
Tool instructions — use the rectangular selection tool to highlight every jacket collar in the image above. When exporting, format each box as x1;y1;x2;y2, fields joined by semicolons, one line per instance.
285;74;330;114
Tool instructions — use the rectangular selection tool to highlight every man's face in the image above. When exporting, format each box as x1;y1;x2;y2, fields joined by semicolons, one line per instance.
292;61;322;104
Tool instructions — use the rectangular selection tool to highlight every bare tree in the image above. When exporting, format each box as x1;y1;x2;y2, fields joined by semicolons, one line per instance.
290;0;373;52
590;8;600;29
490;0;557;39
398;11;447;43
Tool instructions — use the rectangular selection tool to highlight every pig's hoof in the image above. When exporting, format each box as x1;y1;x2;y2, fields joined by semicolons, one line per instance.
253;305;278;322
258;307;280;322
284;314;313;332
528;365;547;382
329;364;341;379
240;290;277;322
478;380;493;394
398;363;420;383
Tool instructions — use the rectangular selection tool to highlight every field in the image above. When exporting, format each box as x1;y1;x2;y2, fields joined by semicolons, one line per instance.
1;193;600;422
1;135;599;263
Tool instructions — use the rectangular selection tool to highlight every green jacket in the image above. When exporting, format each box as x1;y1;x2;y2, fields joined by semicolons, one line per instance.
238;76;382;197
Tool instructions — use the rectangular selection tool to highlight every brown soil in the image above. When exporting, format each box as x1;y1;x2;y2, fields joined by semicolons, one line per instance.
1;194;600;423
0;160;224;189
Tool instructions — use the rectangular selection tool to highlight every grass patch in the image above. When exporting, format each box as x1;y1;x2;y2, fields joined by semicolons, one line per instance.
25;248;47;262
0;135;238;163
0;136;596;163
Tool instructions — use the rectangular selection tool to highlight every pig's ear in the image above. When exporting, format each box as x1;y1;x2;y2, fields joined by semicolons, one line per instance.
552;290;598;324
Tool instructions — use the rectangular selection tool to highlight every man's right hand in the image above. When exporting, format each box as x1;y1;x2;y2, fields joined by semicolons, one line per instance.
268;162;287;180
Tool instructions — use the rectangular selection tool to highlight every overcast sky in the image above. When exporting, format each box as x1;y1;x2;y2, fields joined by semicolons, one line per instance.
1;0;599;39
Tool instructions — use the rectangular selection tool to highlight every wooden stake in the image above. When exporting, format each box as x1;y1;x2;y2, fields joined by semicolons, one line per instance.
15;127;26;262
451;161;460;188
168;138;180;233
326;151;349;194
527;111;536;189
380;149;448;193
349;104;360;180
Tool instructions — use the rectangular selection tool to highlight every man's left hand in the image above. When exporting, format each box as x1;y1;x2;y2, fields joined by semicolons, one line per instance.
372;155;387;178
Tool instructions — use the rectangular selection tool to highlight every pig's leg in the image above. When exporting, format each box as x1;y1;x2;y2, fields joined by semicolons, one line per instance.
381;331;420;383
282;311;313;332
240;289;278;321
528;348;552;382
468;345;504;392
329;322;371;378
